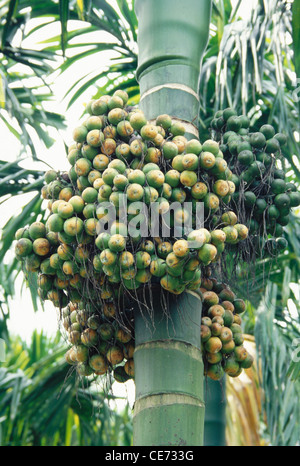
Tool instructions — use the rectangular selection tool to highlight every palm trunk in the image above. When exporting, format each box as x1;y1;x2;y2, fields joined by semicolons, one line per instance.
204;378;227;446
133;288;204;446
132;0;212;447
135;0;211;139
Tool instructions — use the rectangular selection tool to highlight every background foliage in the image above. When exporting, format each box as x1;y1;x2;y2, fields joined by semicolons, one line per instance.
0;0;299;445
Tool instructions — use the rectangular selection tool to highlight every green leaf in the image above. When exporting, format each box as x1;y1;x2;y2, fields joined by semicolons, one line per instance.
292;0;300;77
281;266;291;306
59;0;69;56
0;74;5;109
116;0;138;42
10;373;22;421
287;360;300;381
76;0;85;20
0;340;5;363
0;112;21;139
92;0;128;39
228;0;243;23
1;0;19;47
85;6;127;46
38;25;97;46
3;48;54;73
58;43;125;73
0;193;43;264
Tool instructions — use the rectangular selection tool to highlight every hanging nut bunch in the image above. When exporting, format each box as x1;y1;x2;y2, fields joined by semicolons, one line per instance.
17;89;292;381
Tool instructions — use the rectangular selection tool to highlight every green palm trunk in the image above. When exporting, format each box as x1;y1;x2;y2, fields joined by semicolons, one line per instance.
135;0;211;140
133;289;205;446
204;378;226;446
132;0;212;447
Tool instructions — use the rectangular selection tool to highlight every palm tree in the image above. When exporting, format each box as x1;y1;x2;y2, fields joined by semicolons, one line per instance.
1;0;299;446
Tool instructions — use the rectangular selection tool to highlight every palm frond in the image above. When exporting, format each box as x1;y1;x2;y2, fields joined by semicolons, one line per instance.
254;283;300;445
0;0;67;159
0;330;132;446
199;0;299;173
53;0;139;107
292;0;300;78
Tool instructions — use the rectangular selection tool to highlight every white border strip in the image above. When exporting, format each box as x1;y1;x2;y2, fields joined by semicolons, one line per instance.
140;83;200;102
